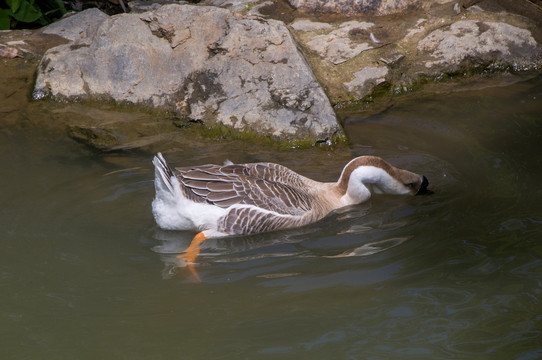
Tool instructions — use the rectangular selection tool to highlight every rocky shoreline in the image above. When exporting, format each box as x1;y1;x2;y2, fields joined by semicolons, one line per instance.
1;0;541;149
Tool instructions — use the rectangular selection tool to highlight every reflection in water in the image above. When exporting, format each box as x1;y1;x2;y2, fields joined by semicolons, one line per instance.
150;197;423;281
152;229;414;279
327;236;412;258
151;227;310;280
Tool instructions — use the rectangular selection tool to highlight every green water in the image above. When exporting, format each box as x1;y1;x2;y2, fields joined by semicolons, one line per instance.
1;69;541;359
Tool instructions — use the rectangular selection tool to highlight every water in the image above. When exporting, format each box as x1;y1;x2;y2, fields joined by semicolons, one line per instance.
1;65;541;359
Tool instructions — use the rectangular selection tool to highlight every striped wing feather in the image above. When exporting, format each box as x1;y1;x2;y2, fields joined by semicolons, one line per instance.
176;163;313;216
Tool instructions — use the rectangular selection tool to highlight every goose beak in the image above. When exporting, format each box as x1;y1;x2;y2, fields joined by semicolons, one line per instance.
416;176;430;195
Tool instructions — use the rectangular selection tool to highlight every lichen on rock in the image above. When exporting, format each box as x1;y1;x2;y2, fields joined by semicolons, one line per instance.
305;21;375;65
417;20;539;72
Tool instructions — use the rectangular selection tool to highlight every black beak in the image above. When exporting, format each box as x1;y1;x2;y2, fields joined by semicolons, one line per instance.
416;175;430;195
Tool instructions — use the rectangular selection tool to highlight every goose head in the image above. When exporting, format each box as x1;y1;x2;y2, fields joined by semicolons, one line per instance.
337;156;429;205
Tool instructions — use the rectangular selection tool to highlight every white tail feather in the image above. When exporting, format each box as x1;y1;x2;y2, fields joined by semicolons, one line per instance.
153;152;175;195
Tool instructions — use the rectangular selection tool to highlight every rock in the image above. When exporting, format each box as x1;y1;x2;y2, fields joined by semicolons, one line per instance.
417;20;539;72
404;18;427;39
0;30;68;59
306;21;375;64
68;125;120;151
287;0;447;16
33;4;341;141
25;0;542;147
344;67;389;98
203;0;261;12
128;1;187;13
453;2;461;14
379;51;404;67
42;8;109;41
290;4;542;105
0;44;19;58
290;19;332;32
202;0;277;17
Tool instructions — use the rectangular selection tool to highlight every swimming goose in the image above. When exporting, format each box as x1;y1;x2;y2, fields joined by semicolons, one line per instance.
152;153;429;266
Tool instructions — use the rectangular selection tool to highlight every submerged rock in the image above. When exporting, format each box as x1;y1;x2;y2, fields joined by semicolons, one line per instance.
68;125;120;151
33;4;341;142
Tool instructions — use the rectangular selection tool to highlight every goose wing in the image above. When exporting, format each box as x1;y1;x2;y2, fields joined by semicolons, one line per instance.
176;163;313;216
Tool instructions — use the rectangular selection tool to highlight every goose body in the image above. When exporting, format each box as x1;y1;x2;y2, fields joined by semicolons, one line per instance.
152;153;429;239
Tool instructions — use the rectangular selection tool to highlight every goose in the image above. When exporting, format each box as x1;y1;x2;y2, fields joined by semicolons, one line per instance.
152;153;429;267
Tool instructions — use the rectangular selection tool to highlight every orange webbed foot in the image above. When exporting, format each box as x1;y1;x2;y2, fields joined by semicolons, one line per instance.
177;232;207;282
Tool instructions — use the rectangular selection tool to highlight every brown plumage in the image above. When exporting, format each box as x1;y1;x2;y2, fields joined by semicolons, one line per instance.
178;163;312;214
152;154;429;237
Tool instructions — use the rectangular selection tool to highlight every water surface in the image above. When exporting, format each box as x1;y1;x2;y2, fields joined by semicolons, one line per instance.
1;71;541;359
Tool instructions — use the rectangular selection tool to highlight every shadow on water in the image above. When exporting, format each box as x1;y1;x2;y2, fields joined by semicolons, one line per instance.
1;66;542;359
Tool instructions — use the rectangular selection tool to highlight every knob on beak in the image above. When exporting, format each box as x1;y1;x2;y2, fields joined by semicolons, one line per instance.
416;176;429;195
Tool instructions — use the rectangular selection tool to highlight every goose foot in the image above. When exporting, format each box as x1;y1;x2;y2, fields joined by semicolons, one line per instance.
177;232;207;282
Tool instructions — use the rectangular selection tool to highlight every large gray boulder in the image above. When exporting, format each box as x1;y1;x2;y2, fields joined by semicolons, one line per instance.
33;4;341;141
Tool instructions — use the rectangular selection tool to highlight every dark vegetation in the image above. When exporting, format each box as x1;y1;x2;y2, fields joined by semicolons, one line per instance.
0;0;204;30
0;0;67;29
